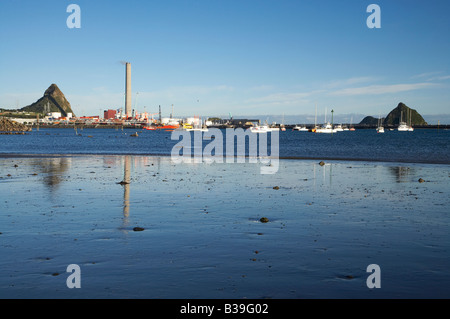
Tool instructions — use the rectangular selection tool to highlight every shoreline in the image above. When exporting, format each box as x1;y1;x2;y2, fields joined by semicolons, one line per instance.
0;152;449;165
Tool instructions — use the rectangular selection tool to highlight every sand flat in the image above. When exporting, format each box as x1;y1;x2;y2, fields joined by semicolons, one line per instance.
0;155;449;298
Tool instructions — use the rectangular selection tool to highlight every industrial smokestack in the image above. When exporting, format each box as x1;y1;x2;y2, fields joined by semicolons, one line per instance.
125;62;131;118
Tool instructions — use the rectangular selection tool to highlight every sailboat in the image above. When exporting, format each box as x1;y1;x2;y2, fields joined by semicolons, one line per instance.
280;113;286;131
398;111;409;131
315;108;337;133
349;116;355;131
408;109;414;131
376;116;384;133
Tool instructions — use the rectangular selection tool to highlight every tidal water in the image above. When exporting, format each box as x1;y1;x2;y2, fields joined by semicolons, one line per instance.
0;128;449;164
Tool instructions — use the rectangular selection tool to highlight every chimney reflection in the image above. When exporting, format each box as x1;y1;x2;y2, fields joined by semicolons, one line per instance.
122;155;131;228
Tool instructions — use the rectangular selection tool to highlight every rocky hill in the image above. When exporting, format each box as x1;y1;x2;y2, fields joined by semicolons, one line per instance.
359;116;384;125
383;103;427;125
359;102;427;126
20;84;75;117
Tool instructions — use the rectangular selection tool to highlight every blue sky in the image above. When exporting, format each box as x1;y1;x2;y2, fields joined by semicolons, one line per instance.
0;0;449;121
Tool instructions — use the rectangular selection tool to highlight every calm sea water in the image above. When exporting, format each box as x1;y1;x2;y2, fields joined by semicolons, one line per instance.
1;128;449;164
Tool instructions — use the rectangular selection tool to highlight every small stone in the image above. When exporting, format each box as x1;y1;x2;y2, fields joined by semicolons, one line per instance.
259;217;269;223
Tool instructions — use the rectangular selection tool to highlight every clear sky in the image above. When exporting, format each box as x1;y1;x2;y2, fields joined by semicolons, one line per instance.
0;0;449;120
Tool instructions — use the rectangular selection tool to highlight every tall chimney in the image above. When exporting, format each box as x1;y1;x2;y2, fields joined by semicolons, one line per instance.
125;62;131;118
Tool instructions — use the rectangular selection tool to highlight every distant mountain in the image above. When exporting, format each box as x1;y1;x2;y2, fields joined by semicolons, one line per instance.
20;84;75;117
383;102;427;126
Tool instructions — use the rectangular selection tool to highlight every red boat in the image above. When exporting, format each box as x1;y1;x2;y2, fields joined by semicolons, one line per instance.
156;124;179;130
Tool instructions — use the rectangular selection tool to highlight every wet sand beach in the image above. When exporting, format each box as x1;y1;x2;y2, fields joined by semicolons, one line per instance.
0;155;449;298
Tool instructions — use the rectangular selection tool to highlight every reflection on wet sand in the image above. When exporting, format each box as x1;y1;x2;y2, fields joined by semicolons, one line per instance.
122;156;131;228
30;157;71;190
116;155;162;231
389;166;416;183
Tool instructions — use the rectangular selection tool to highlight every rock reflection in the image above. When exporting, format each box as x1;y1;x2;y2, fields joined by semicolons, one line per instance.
31;157;71;190
389;166;415;183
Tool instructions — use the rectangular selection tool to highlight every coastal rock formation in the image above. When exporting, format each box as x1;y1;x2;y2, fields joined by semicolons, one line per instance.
0;117;31;132
383;103;427;126
21;84;75;117
359;103;427;126
359;116;384;125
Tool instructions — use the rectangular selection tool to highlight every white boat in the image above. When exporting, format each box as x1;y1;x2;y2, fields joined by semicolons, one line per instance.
186;127;209;132
376;116;384;133
293;125;308;131
185;117;209;132
398;111;412;131
398;122;409;131
334;124;344;132
407;109;414;131
315;123;337;134
250;124;270;133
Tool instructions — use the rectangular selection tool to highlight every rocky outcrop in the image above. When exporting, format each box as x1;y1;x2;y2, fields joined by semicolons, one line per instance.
0;117;31;132
21;84;75;117
383;103;427;126
359;102;427;126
